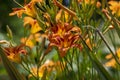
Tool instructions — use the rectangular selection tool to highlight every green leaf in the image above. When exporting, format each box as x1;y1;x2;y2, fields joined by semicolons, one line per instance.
6;25;13;40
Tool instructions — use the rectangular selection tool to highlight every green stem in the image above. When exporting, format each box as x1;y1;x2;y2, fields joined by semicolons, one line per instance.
53;0;76;17
79;34;114;80
21;63;37;80
76;48;80;80
96;29;120;65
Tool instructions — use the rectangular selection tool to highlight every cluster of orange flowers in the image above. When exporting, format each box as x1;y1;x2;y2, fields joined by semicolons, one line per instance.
3;0;84;61
0;0;120;78
1;0;119;63
0;0;44;63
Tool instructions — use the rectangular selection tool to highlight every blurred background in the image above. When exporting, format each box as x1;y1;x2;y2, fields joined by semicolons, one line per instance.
0;0;24;80
0;0;25;41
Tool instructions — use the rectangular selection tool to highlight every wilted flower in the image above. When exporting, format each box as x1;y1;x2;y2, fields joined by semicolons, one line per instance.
47;21;82;57
2;44;27;63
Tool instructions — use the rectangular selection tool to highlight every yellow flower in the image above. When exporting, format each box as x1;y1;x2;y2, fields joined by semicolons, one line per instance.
21;33;42;48
78;0;101;8
21;37;35;48
24;17;42;34
48;22;82;57
117;48;120;58
9;0;43;18
2;44;27;63
21;33;47;48
108;1;120;17
29;60;65;78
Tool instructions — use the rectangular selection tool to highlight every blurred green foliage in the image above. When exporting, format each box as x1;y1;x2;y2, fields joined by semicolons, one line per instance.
0;0;24;80
0;0;24;41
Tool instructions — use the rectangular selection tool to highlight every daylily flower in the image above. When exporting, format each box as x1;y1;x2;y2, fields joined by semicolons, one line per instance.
47;22;82;57
24;17;42;34
21;33;47;48
108;1;120;17
9;0;43;18
2;44;27;63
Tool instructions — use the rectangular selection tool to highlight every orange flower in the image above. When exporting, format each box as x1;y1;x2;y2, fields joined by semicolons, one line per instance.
9;0;43;18
48;22;82;57
9;8;25;18
105;48;120;68
108;1;120;17
116;48;120;58
24;17;42;33
2;44;27;63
